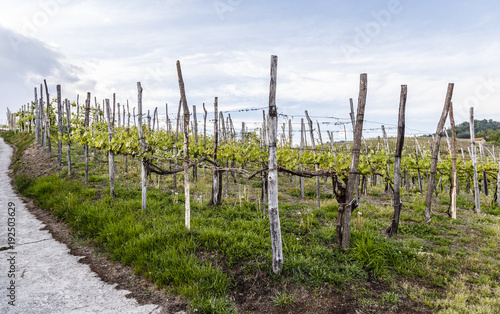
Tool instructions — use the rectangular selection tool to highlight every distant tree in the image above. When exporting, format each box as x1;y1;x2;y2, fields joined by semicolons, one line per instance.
454;119;500;144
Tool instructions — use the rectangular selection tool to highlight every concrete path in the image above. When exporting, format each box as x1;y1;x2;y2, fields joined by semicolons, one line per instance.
0;137;162;313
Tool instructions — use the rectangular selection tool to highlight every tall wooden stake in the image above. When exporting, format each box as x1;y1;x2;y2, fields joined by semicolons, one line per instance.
470;107;481;213
305;110;321;209
388;85;407;237
176;60;191;231
65;99;72;176
193;104;198;183
424;83;454;223
44;80;51;155
211;97;222;205
57;85;63;168
138;82;147;211
84;92;91;185
342;73;367;249
267;55;283;274
449;102;458;219
105;98;115;197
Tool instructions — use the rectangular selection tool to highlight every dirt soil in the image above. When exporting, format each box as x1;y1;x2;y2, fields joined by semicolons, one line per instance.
14;143;433;313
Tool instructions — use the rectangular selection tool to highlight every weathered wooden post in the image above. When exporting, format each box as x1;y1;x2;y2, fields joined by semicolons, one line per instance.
470;107;481;213
35;87;40;143
176;60;191;231
211;97;223;205
424;83;454;223
57;85;63;168
44;80;51;155
305;110;321;210
449;102;458;219
388;85;407;237
105;97;115;197
497;153;500;208
65;99;72;176
137;82;147;211
342;73;367;249
300;118;305;199
193;104;198;183
267;55;283;274
84;92;91;184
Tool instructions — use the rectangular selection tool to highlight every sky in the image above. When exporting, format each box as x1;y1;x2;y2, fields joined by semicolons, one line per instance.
1;0;500;140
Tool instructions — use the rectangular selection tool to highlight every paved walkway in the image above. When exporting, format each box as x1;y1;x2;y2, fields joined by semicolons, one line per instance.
0;138;162;313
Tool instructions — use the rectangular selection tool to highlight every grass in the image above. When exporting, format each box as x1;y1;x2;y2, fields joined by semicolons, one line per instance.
4;131;500;313
270;291;296;307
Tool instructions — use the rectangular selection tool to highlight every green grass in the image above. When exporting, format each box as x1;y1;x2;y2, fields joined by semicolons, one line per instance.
270;291;296;307
13;160;422;312
5;131;500;313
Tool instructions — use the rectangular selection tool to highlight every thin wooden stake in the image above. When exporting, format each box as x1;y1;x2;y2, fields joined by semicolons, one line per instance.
342;73;367;249
388;85;407;237
305;110;321;210
449;102;458;219
267;55;283;274
138;82;147;211
424;83;454;222
176;60;191;231
470;107;481;213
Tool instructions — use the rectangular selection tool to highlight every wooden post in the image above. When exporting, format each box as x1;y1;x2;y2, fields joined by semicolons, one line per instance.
193;104;198;183
57;85;63;168
241;122;246;142
229;114;235;139
40;84;45;149
449;102;457;219
349;97;355;137
125;101;130;173
65;99;72;176
211;97;223;205
305;110;321;210
138;82;147;211
152;107;157;131
105;98;115;197
342;73;367;249
176;60;191;231
174;100;182;190
133;107;136;127
470;108;481;213
381;125;389;151
267;55;283;274
261;111;268;216
84;92;91;185
117;103;121;127
316;121;323;146
203;103;207;149
147;110;151;131
35;87;40;143
388;85;407;237
300;118;305;199
479;142;489;196
497;153;500;208
424;83;454;223
444;128;452;155
44;80;51;155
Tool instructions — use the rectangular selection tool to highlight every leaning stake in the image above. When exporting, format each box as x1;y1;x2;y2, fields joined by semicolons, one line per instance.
176;60;191;231
424;83;454;223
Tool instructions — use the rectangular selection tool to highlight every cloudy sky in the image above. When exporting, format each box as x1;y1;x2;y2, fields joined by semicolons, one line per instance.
1;0;500;139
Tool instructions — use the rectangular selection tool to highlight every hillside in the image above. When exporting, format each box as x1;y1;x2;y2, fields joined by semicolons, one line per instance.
455;119;500;144
2;130;500;313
